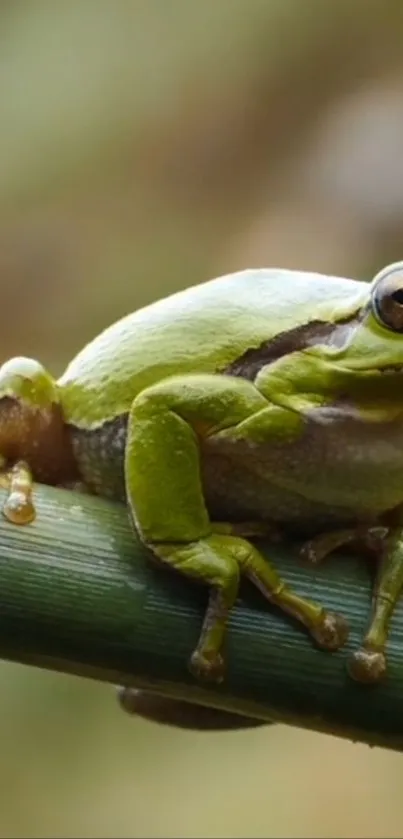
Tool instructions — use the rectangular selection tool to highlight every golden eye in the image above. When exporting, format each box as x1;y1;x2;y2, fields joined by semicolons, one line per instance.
372;263;403;332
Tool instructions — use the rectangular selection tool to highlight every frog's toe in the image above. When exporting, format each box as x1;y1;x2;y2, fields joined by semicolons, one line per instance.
311;610;349;651
189;649;225;683
347;646;386;684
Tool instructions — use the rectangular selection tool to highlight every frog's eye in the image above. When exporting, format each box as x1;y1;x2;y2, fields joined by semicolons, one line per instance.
372;264;403;333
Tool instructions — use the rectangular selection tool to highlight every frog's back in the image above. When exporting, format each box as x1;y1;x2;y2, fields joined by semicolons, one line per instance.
59;267;366;426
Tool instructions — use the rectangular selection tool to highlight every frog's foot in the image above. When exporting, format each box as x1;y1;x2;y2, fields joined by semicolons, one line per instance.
188;585;226;683
2;460;35;525
189;649;225;683
228;540;350;653
348;645;386;684
152;538;240;684
310;610;349;651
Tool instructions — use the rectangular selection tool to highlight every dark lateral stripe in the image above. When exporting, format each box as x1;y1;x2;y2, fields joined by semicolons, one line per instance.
222;316;358;381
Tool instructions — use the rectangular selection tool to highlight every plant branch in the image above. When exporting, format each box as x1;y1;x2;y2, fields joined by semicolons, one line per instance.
0;482;402;751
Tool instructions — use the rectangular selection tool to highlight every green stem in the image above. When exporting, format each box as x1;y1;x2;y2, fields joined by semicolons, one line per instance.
1;482;403;751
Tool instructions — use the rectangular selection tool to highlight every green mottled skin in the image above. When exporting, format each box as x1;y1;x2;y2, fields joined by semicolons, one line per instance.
2;262;403;684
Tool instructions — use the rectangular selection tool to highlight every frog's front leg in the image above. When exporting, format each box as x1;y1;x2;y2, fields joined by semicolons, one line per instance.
300;523;403;683
0;463;90;526
347;532;403;684
300;525;388;565
1;460;36;525
125;372;348;682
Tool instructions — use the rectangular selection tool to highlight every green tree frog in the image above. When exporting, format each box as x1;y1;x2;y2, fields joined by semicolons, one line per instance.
1;261;403;686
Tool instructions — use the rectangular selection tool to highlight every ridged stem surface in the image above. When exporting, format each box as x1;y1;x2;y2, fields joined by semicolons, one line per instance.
0;483;402;750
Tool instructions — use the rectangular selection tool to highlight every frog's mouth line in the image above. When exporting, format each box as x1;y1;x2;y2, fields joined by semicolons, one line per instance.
225;311;403;382
224;319;354;382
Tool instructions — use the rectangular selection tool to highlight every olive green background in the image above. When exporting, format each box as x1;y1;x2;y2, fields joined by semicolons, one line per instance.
1;2;403;837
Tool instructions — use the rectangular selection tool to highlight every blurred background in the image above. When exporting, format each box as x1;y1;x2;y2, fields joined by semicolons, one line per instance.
1;0;403;836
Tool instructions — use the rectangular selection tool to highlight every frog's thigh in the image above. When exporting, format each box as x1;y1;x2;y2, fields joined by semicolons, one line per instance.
125;372;270;543
124;373;348;682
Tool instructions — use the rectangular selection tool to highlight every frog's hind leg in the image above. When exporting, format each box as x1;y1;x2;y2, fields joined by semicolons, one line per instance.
124;372;348;683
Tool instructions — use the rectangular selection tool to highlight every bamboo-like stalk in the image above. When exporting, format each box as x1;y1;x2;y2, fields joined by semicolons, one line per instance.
0;481;402;750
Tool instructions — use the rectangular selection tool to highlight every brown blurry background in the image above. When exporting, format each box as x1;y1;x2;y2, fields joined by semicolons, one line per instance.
1;1;403;836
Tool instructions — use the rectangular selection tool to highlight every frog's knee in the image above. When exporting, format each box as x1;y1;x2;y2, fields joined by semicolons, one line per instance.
131;372;267;433
130;384;168;417
153;535;241;589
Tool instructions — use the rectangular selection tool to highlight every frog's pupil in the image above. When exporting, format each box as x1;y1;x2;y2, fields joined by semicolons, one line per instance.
391;288;403;306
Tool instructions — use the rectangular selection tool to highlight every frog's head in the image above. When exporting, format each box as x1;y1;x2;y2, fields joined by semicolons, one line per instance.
0;357;76;482
309;262;403;395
